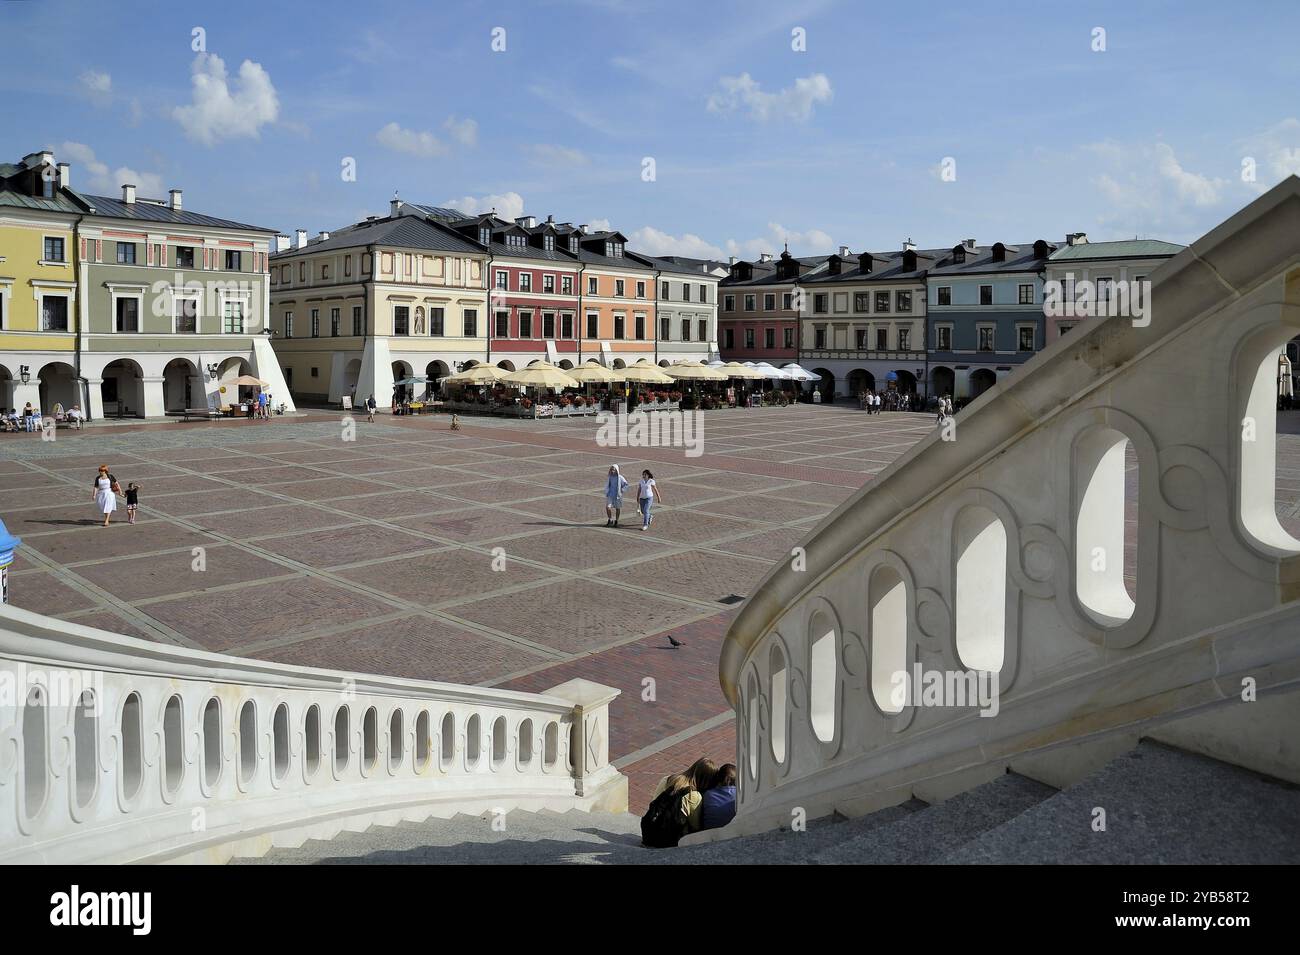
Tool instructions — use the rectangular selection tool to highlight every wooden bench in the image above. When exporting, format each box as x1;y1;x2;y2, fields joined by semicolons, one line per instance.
167;408;224;422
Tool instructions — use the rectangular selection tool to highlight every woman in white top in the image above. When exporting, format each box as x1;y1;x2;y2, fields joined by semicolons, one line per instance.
91;464;119;526
637;469;663;531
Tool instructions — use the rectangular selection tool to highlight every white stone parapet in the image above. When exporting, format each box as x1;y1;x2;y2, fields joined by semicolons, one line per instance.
0;604;625;863
701;177;1300;842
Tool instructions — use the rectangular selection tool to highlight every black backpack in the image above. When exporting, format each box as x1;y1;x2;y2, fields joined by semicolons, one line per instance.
641;788;690;848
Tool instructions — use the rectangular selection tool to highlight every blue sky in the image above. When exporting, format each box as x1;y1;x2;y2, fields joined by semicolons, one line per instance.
2;0;1299;256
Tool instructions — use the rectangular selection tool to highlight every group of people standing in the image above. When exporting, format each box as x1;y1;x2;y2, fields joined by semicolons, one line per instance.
641;758;738;848
858;390;915;413
604;464;663;531
935;394;955;423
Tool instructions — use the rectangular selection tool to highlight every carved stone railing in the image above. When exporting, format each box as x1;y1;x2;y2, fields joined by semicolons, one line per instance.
0;605;624;863
706;178;1300;839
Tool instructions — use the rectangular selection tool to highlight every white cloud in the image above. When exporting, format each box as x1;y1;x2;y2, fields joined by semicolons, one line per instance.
442;192;526;222
725;222;834;259
626;226;725;259
1239;118;1300;191
706;72;832;122
443;116;478;147
586;218;612;233
1153;143;1223;206
57;141;163;198
376;122;449;158
79;70;111;96
172;52;279;146
527;143;589;166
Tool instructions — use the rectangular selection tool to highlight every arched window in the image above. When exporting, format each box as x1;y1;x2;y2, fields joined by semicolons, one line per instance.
769;645;788;764
954;506;1007;672
1075;427;1137;624
869;566;908;713
808;620;836;743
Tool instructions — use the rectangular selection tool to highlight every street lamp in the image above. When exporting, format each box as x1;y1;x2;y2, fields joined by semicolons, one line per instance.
19;365;30;385
206;363;218;380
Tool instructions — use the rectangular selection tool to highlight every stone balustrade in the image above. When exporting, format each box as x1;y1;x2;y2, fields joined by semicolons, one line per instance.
0;604;624;863
703;178;1300;840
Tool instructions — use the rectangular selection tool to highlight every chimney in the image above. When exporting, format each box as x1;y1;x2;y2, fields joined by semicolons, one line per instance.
1067;232;1087;246
57;163;70;189
168;188;183;212
578;224;588;232
390;198;403;217
838;245;850;257
546;214;554;223
121;183;136;204
759;252;773;263
515;216;536;228
903;238;916;252
963;238;977;251
295;229;307;249
275;235;291;253
318;231;330;242
729;256;737;265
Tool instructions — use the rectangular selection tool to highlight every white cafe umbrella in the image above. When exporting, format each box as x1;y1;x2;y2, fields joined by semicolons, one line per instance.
781;363;821;382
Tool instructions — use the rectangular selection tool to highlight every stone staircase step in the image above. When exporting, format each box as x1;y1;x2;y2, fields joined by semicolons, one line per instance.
939;740;1300;864
810;773;1057;865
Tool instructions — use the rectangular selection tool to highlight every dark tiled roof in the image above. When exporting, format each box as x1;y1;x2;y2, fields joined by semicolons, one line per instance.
81;193;274;233
802;248;946;284
271;215;482;258
631;253;720;277
487;241;579;264
927;241;1056;277
1048;239;1184;261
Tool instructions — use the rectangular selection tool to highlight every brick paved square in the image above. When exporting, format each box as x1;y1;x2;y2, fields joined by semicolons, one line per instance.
71;544;296;602
502;526;675;571
188;504;354;540
254;522;441;569
59;609;160;643
272;476;393;501
7;570;102;614
251;614;549;684
145;577;396;652
400;505;552;543
326;490;463;519
347;547;556;605
628;507;755;545
511;491;610;525
25;520;219;564
690;493;832;524
711;525;817;562
606;550;773;604
451;577;705;654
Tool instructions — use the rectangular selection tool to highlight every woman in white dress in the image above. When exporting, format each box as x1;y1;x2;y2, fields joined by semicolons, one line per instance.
91;464;119;526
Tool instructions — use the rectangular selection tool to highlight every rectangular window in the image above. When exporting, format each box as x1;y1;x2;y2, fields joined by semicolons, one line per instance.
519;272;532;293
298;262;306;282
284;311;294;339
724;328;734;349
430;307;444;336
745;328;755;349
561;275;573;295
876;328;888;350
936;326;951;350
614;315;625;339
495;311;509;337
392;306;407;336
814;327;825;349
682;284;691;302
495;270;508;290
899;328;911;350
616;279;625;297
661;317;671;340
896;290;912;312
635;314;645;340
345;255;352;277
874;291;890;312
43;237;66;262
225;250;242;271
744;294;755;311
854;292;869;312
979;326;995;351
856;329;868;349
175;246;195;268
561;313;573;338
814;294;828;314
1097;276;1113;301
320;263;330;280
520;312;533;337
586;312;599;338
980;285;993;305
662;281;670;301
462;309;477;337
937;286;951;306
588;276;598;295
543;274;555;294
115;297;139;333
783;293;793;310
352;306;363;337
1018;284;1034;305
1018;326;1035;351
699;285;707;303
116;242;136;264
176;298;198;334
330;308;340;336
783;328;794;349
224;300;246;334
724;295;735;312
765;293;776;310
636;281;645;298
681;319;691;342
698;320;706;342
765;328;776;349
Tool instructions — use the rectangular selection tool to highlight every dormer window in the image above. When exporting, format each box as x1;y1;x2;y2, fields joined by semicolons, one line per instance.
569;236;579;253
605;241;623;258
544;235;555;251
953;247;966;264
992;243;1007;263
479;227;491;245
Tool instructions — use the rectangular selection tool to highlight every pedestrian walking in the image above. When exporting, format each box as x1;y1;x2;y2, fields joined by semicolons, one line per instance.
125;482;140;524
91;464;119;527
604;464;629;527
637;469;662;531
365;394;377;422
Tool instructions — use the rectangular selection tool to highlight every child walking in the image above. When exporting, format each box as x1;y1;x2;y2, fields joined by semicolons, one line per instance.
637;469;663;531
125;482;141;524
